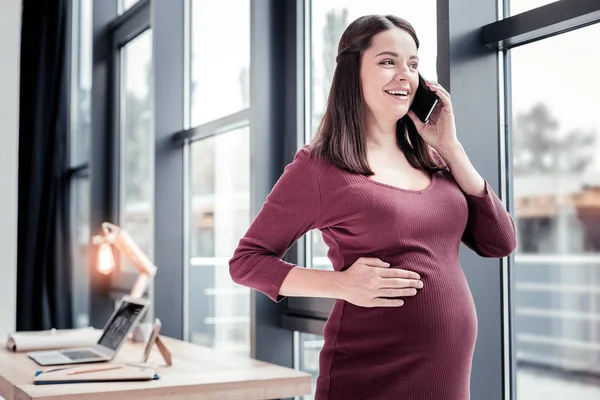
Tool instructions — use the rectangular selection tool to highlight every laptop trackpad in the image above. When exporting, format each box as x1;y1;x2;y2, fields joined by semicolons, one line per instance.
29;352;73;366
60;349;103;360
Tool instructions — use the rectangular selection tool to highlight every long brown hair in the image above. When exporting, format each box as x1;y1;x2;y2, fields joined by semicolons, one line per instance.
310;14;445;175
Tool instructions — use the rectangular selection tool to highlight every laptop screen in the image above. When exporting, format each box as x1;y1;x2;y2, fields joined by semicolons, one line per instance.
97;300;146;351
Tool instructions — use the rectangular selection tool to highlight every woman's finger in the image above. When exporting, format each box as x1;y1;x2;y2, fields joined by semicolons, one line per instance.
426;80;451;99
379;278;423;289
377;287;418;298
407;110;424;129
429;84;451;107
359;257;391;268
371;298;405;308
379;268;421;280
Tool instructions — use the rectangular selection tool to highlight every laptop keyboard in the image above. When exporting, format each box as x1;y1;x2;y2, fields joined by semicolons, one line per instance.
61;350;101;360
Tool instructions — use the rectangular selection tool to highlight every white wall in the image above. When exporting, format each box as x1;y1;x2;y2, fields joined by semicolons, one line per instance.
0;0;21;337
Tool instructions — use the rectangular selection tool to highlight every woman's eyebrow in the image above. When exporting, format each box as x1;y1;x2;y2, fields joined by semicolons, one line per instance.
375;51;419;61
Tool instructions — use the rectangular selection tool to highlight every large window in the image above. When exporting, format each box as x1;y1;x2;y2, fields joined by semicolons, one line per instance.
190;0;250;127
297;1;438;398
186;0;251;356
511;23;600;398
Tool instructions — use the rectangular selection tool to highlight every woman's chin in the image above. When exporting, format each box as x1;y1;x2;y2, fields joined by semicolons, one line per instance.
370;106;409;124
391;108;409;120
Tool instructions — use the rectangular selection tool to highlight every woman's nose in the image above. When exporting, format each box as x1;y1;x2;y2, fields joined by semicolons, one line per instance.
394;66;411;81
394;72;409;81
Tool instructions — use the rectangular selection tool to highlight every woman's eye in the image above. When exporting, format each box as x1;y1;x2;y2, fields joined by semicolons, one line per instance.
380;59;395;66
409;63;418;69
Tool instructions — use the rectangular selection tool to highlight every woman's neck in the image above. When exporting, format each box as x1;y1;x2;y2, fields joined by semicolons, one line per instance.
365;113;398;150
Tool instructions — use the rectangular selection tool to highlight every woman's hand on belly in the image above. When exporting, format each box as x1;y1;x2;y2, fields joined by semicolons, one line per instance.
337;257;424;308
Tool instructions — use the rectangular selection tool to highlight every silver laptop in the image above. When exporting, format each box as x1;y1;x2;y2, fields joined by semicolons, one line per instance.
28;296;150;366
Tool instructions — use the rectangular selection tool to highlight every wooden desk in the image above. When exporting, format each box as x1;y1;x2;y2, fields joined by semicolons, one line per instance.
0;336;312;400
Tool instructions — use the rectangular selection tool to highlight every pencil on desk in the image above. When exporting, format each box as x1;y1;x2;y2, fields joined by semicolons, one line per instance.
67;365;122;375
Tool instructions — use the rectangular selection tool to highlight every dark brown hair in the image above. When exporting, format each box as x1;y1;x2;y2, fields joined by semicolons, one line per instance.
310;14;445;175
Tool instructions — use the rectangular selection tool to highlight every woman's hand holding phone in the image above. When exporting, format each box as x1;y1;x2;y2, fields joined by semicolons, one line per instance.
407;79;460;155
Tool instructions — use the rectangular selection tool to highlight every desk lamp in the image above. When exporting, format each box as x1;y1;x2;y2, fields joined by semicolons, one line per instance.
91;222;157;298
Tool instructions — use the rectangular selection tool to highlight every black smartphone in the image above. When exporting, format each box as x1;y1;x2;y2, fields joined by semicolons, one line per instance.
410;73;439;123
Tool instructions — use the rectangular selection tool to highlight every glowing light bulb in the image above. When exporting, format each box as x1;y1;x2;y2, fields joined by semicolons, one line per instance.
97;242;115;275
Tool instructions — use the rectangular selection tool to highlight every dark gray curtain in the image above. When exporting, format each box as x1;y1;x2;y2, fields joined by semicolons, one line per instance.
17;0;73;331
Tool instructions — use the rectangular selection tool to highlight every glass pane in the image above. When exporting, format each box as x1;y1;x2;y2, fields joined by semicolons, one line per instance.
510;0;560;16
298;333;323;399
120;30;154;273
190;0;250;126
511;24;600;399
121;0;140;14
188;127;251;356
71;0;92;166
70;0;92;328
71;178;91;328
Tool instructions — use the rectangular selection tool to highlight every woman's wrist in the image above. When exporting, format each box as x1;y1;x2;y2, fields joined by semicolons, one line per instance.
280;267;348;300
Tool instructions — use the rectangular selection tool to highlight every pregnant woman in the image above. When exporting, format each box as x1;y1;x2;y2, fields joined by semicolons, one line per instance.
229;14;517;400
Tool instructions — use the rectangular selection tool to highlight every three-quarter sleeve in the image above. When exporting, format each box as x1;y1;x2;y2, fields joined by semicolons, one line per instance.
229;147;321;302
461;181;517;258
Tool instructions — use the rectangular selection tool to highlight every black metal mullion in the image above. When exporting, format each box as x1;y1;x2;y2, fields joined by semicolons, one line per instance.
108;0;150;33
152;0;186;340
281;315;325;336
172;108;250;144
481;0;600;49
66;163;90;179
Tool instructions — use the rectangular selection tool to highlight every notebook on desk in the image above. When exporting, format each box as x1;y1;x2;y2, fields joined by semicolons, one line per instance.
34;364;158;385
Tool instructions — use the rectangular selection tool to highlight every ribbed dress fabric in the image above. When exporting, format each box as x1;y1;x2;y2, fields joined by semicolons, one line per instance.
229;145;517;400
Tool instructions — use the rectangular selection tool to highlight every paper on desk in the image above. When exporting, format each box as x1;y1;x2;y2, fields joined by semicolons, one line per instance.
6;327;103;352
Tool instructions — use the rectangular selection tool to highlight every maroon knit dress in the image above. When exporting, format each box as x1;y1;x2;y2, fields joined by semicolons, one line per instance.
229;145;517;400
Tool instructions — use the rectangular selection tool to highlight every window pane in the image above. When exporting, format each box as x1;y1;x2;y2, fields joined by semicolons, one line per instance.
70;0;92;328
511;24;600;399
71;0;92;166
510;0;561;16
120;0;140;14
190;0;250;127
120;30;154;273
188;127;251;356
300;2;438;398
71;178;91;328
297;333;323;399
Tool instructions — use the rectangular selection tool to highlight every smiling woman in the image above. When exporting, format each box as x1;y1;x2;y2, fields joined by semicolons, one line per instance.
311;15;444;178
229;13;517;400
298;5;439;396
